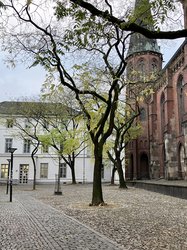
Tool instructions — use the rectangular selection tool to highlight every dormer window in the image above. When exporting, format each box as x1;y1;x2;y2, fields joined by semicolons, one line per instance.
6;119;14;128
42;144;49;153
25;119;31;129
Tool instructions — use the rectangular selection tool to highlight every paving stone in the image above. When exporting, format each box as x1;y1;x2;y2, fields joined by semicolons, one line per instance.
0;187;123;250
1;182;187;250
30;183;187;250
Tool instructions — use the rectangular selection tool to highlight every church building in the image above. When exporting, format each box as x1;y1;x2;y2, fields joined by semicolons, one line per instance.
126;0;187;180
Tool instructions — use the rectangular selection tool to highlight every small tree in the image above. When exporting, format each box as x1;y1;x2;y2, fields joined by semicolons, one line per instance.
9;101;47;190
107;118;142;188
39;113;87;184
105;92;142;188
40;89;88;184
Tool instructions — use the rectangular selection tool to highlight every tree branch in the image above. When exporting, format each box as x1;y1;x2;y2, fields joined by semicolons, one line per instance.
70;0;187;39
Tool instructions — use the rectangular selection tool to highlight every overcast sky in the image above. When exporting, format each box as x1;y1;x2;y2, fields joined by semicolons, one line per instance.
0;60;46;102
0;38;184;102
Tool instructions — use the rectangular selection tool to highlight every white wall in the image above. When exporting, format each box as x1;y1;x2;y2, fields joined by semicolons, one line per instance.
0;113;112;184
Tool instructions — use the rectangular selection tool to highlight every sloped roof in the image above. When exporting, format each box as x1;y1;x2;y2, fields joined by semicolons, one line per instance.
0;101;23;115
0;101;77;116
163;39;187;70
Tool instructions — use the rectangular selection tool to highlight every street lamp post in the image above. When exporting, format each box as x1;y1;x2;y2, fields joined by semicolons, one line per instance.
6;159;11;195
54;157;62;195
8;147;17;202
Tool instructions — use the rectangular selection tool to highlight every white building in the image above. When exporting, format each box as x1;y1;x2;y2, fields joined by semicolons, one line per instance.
0;101;111;185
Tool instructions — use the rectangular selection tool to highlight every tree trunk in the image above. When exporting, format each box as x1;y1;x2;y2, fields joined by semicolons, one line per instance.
31;153;36;190
111;165;117;185
68;154;77;184
70;158;77;184
90;143;105;206
116;156;127;189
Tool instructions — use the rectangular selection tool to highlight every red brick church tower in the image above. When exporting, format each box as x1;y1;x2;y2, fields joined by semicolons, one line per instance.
126;0;187;180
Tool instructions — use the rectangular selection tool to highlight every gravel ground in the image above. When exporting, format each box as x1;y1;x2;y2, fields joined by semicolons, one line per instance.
15;183;187;250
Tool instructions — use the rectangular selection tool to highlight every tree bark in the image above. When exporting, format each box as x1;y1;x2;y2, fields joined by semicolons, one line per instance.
31;153;36;190
116;157;127;189
70;158;77;184
111;165;117;185
90;143;105;206
65;154;77;184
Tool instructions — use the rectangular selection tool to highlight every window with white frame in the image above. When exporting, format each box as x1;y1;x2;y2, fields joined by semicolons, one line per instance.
40;163;48;178
1;164;9;178
5;138;13;153
59;163;67;178
23;139;31;153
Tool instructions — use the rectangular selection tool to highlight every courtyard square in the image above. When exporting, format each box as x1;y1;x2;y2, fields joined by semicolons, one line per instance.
0;183;186;250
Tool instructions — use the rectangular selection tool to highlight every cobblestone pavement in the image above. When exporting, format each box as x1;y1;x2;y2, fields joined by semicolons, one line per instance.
0;186;123;250
1;183;187;250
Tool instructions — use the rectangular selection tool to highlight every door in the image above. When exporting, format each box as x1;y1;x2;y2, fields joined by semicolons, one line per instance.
140;153;149;179
19;164;29;183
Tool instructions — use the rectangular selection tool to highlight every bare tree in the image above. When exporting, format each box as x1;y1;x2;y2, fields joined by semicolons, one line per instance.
9;101;46;190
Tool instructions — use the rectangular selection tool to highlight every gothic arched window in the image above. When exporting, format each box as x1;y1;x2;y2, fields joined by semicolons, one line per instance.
138;58;145;80
160;92;165;135
127;62;133;81
151;58;158;72
177;75;185;132
140;107;146;121
138;59;145;72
